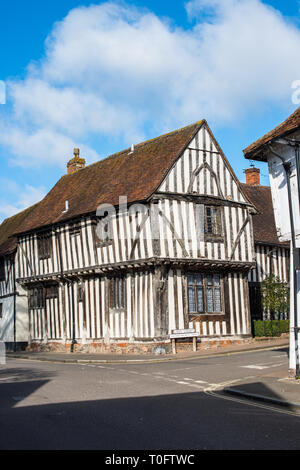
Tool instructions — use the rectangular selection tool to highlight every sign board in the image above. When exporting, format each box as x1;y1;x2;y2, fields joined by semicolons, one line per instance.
172;329;196;335
170;329;199;353
170;333;199;339
170;328;199;339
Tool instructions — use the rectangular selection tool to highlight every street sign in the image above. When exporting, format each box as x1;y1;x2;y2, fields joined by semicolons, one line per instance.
170;332;199;339
170;328;198;339
170;329;199;354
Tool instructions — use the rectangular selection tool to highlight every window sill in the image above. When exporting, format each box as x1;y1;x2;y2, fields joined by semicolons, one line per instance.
189;312;225;317
109;308;127;313
204;235;224;243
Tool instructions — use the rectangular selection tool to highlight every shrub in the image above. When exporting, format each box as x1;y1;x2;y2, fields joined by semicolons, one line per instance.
253;320;290;337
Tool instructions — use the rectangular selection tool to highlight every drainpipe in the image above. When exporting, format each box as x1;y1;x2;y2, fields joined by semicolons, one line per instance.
268;144;299;377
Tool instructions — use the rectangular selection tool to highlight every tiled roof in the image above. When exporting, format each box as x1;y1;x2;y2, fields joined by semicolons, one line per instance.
0;204;38;256
243;106;300;160
14;122;205;235
240;183;288;247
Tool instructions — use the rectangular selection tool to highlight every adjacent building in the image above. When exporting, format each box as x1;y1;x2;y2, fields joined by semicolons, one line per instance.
241;168;290;321
243;106;299;376
0;205;37;350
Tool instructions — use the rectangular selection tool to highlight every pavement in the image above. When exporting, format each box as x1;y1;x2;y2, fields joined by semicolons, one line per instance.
6;336;300;412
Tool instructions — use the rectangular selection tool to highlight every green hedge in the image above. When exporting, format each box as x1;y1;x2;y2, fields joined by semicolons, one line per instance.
253;320;289;337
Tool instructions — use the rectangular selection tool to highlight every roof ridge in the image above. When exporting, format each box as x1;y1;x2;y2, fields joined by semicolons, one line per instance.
12;119;206;235
240;182;271;189
62;120;205;178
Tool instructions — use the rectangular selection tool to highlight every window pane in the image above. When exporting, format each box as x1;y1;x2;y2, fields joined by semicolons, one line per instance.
206;206;212;233
215;288;221;312
188;287;196;312
187;274;194;286
207;275;213;286
213;275;220;286
196;287;204;312
118;279;122;308
206;287;214;312
195;274;203;285
123;278;126;308
212;208;218;234
111;278;126;309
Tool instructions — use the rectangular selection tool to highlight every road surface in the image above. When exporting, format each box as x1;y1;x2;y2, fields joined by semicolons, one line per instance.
0;346;299;450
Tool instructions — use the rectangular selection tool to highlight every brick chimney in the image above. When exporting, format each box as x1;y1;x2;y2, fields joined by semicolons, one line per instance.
67;148;86;175
244;165;260;186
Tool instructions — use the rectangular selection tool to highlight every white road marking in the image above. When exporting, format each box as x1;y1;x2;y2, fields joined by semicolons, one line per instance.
241;362;286;370
242;365;270;370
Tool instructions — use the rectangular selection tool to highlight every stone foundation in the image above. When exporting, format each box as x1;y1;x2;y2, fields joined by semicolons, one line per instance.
27;336;253;355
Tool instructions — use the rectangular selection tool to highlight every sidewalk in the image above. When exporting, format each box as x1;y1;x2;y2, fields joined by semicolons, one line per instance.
6;337;300;411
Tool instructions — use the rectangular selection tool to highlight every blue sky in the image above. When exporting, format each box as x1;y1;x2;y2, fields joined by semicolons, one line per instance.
0;0;300;221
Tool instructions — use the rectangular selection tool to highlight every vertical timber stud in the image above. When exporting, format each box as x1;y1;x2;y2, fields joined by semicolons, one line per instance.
153;265;169;338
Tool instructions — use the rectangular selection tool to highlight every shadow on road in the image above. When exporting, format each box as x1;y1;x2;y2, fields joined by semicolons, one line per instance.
0;380;299;450
0;366;56;382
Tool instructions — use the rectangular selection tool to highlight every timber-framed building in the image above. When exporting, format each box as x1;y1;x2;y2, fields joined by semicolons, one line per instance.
0;120;287;353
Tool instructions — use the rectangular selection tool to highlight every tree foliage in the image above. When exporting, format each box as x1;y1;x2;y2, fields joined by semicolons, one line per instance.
261;275;289;319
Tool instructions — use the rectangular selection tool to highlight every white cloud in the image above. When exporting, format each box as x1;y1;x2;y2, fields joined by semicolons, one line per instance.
1;0;300;168
0;122;99;168
0;181;46;222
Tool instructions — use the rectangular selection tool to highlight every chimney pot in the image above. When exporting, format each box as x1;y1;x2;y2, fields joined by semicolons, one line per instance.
244;166;260;186
67;148;86;174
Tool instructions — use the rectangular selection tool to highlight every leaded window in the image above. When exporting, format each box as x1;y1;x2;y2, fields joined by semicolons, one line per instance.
187;273;223;314
110;276;126;309
204;206;222;236
45;285;58;299
78;284;84;302
29;287;45;309
37;234;52;260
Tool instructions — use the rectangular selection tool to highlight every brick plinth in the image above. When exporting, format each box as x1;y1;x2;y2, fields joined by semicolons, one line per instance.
27;337;253;355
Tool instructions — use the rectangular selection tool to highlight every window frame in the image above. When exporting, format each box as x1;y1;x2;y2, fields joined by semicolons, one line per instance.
78;283;84;303
37;233;52;260
92;219;113;248
29;287;46;309
204;205;223;241
110;276;126;311
69;222;81;238
45;284;58;299
187;272;224;316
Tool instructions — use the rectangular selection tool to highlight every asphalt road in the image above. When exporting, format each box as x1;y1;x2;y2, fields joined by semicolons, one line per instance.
0;347;299;450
